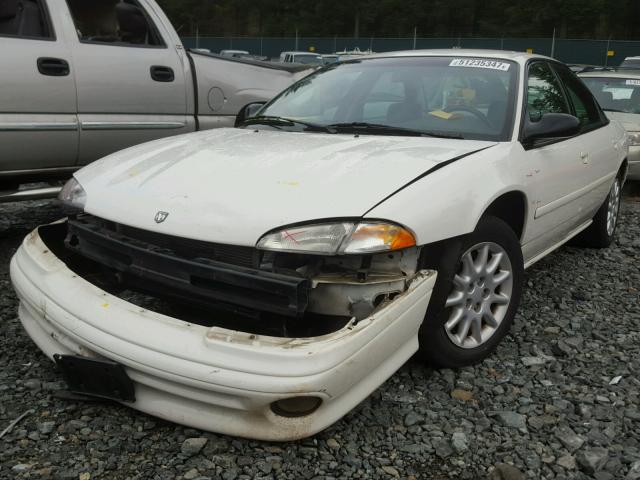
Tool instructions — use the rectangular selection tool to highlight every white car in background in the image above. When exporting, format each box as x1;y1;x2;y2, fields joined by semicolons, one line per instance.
279;51;323;65
581;70;640;180
11;50;628;441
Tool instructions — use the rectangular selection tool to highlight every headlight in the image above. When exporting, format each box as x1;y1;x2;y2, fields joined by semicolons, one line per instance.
627;132;640;146
257;221;416;255
58;177;87;210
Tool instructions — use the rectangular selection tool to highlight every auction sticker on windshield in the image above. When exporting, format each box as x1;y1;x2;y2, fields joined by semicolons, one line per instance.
449;58;510;71
626;79;640;86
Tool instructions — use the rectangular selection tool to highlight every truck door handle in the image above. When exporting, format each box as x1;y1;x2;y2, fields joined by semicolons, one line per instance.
150;66;174;82
37;57;70;76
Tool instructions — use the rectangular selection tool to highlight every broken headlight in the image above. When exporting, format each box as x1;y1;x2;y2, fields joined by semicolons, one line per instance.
58;177;87;211
256;221;416;255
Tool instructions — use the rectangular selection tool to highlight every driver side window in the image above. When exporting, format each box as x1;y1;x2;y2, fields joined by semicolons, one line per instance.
527;61;570;121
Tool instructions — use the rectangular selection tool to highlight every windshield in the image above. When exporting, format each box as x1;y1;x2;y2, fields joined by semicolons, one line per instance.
582;76;640;113
255;56;518;141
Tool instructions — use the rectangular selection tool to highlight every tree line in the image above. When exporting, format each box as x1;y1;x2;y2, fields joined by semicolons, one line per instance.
157;0;640;40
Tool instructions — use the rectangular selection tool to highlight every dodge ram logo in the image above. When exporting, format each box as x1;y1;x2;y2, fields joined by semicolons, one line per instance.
154;211;169;224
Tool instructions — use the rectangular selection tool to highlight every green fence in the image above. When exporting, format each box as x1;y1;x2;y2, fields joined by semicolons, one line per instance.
181;36;640;66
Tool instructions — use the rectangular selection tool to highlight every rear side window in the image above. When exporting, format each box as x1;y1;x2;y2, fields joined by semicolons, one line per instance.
65;0;164;47
0;0;53;39
527;61;570;121
552;64;606;130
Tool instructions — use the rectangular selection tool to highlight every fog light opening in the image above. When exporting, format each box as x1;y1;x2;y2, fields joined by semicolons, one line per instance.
271;396;322;418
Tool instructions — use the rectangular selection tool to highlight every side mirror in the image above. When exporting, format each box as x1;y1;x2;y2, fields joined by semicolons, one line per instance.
235;102;266;127
522;113;580;144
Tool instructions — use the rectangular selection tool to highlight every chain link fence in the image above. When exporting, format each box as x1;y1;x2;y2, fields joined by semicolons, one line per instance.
182;36;640;66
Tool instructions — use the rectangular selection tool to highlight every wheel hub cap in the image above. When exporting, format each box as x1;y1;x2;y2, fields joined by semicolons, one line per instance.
444;242;513;349
606;179;621;237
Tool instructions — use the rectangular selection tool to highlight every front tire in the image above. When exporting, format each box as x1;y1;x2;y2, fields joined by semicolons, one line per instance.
418;216;524;368
571;176;622;248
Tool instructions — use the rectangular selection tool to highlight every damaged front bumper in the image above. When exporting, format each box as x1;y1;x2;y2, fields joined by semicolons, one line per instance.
10;223;437;441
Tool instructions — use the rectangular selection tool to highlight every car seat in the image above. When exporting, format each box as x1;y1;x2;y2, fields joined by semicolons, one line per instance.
594;90;613;107
116;1;148;44
487;100;508;131
386;84;422;124
0;0;44;37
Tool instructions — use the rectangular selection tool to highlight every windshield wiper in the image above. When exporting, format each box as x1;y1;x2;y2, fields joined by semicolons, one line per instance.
325;122;465;139
602;108;626;113
243;115;332;132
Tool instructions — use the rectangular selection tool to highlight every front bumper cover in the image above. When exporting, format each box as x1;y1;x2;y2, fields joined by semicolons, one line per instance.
10;225;437;441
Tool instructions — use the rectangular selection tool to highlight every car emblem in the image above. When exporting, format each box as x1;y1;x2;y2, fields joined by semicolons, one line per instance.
154;211;169;224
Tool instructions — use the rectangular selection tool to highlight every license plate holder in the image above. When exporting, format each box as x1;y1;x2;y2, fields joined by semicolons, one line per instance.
54;354;135;402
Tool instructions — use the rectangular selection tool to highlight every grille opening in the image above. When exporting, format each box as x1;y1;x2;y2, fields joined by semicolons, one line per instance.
39;222;351;338
74;213;258;268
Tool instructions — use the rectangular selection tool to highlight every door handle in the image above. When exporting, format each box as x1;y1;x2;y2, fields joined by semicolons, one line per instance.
37;57;70;76
150;65;174;82
580;152;589;164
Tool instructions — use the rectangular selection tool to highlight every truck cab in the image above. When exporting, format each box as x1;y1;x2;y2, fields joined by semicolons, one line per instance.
0;0;312;200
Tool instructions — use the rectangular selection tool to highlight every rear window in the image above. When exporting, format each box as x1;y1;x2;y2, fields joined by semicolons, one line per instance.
0;0;53;39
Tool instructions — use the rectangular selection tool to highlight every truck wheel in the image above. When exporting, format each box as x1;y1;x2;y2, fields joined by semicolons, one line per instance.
419;216;524;368
571;176;622;248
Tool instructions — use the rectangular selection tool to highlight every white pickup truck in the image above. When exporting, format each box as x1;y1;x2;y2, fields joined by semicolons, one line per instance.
0;0;312;201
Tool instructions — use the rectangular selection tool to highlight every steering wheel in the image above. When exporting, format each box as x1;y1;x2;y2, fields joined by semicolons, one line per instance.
444;105;493;128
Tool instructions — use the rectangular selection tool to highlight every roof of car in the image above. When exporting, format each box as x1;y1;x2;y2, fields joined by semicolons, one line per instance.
365;49;551;63
579;69;640;79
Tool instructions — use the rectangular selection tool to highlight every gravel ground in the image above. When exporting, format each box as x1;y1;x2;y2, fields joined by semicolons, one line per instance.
1;187;639;480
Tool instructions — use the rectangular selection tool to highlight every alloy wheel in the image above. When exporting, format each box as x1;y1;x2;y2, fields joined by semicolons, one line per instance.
606;178;621;237
444;242;513;349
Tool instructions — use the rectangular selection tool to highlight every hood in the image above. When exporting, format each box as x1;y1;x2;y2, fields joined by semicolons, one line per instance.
77;128;495;246
604;111;640;132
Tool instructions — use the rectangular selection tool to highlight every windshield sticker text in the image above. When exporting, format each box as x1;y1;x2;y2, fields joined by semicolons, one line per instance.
625;79;640;86
449;58;510;71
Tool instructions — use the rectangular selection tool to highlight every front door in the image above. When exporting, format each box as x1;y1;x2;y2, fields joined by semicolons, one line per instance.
521;60;593;261
61;0;192;165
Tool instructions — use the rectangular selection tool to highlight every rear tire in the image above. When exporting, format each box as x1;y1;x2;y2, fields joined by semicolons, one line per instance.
418;216;524;368
571;175;622;248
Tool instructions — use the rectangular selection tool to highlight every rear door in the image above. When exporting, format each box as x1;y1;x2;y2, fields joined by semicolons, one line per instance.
0;0;78;175
62;0;193;165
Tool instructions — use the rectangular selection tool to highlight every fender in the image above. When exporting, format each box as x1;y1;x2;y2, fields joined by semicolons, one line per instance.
365;142;530;246
363;144;497;216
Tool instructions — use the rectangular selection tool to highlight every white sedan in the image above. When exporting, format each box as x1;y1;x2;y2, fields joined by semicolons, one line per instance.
11;50;628;441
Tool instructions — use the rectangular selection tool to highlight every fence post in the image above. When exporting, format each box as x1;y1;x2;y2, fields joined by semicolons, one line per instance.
413;27;417;50
550;28;556;58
